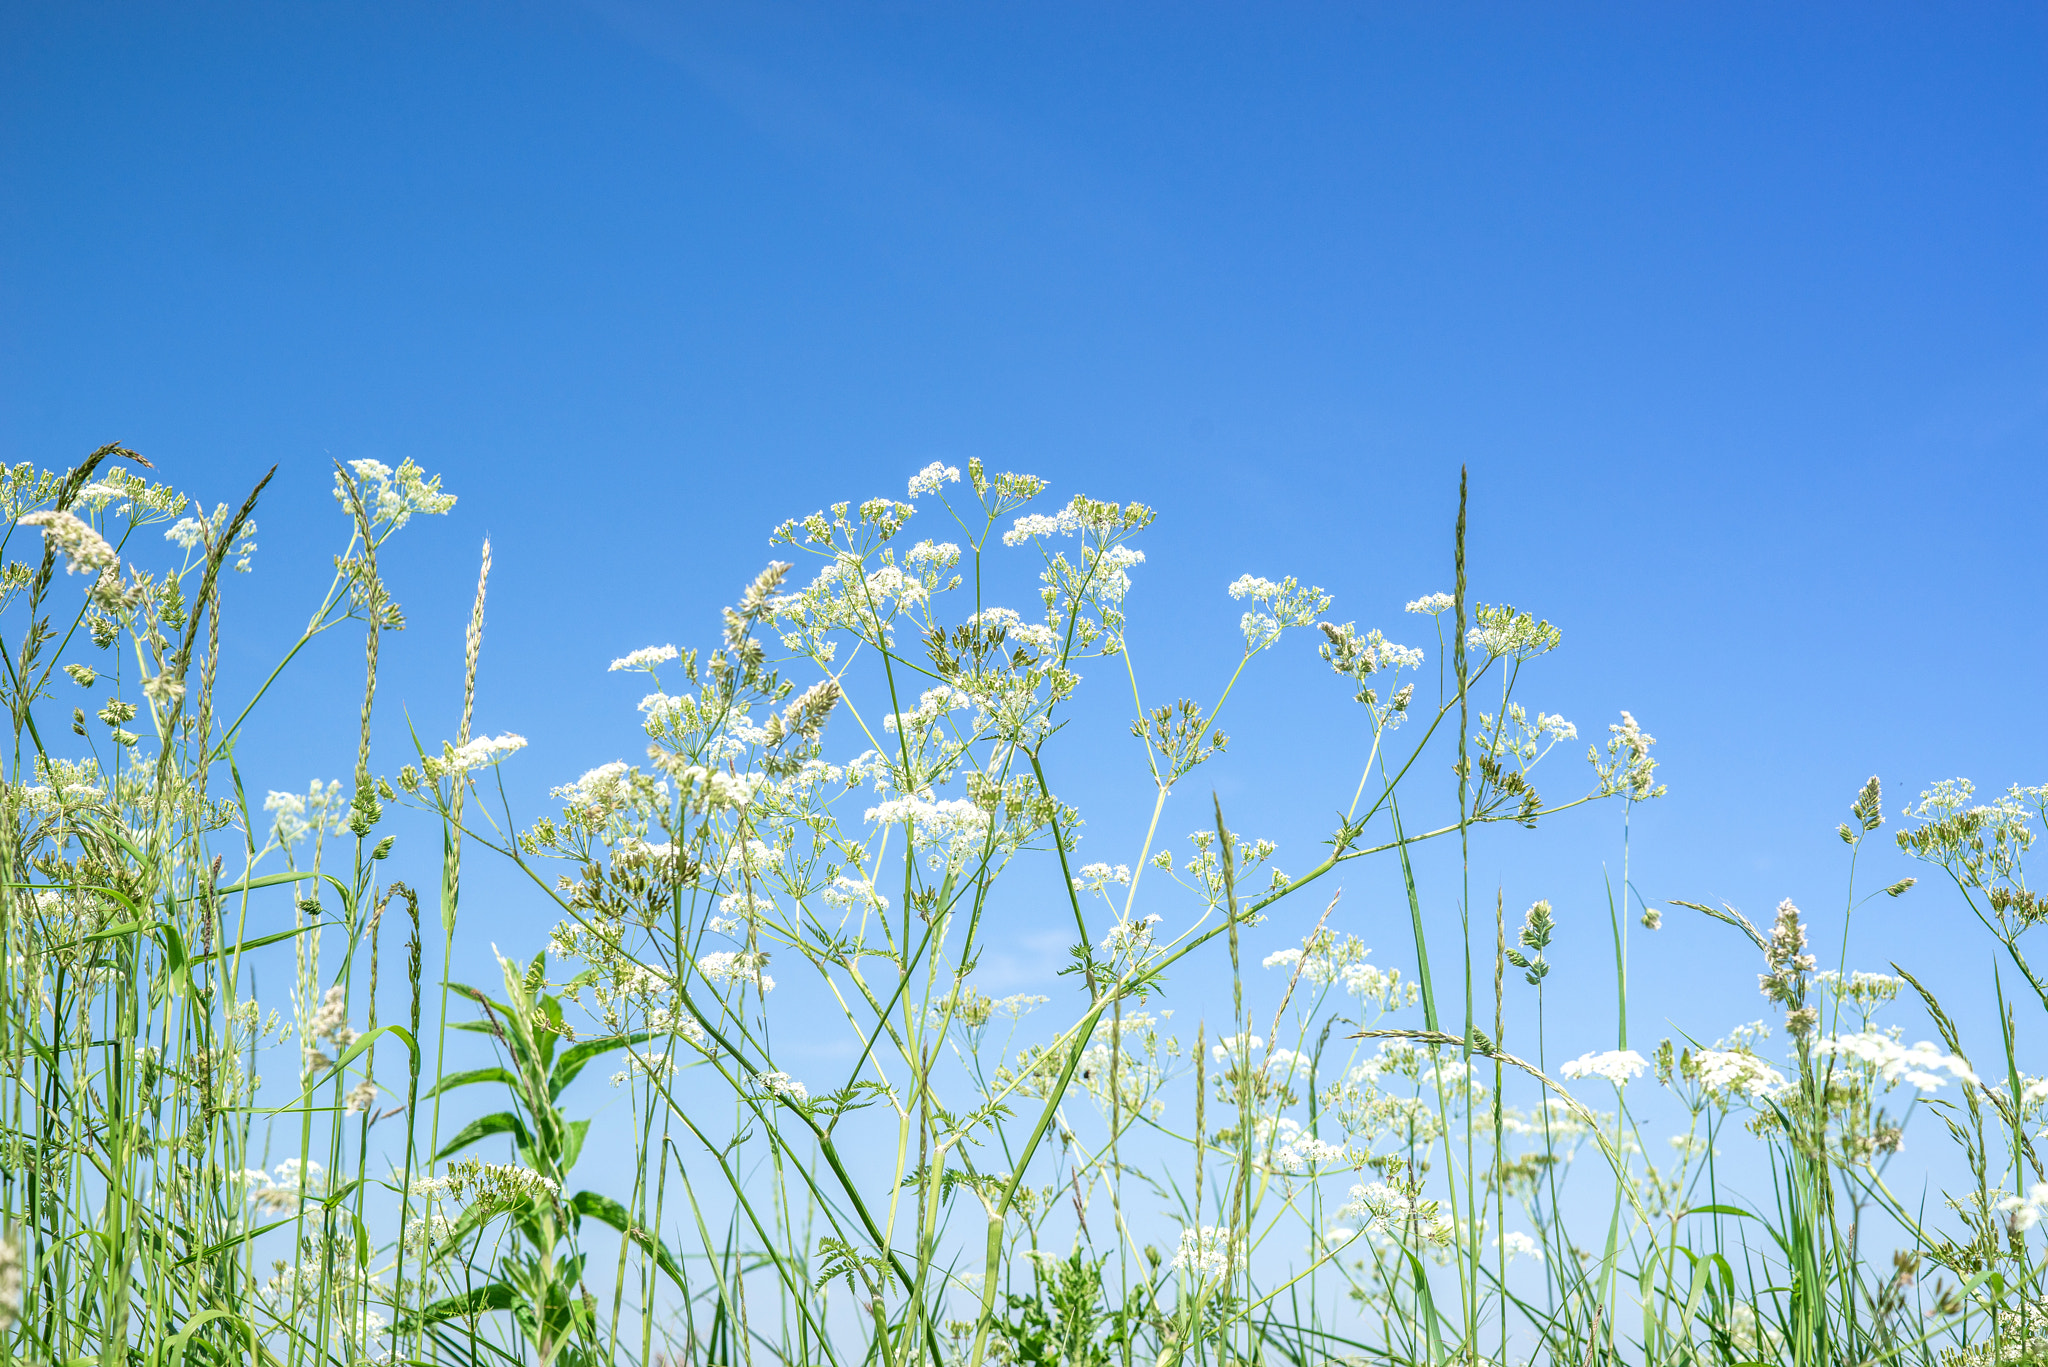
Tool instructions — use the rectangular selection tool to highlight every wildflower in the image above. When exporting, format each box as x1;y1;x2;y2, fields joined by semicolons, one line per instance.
1405;592;1454;615
1465;603;1561;661
1003;506;1082;546
410;1159;559;1209
1211;1032;1264;1063
1995;1182;2048;1232
1228;574;1331;653
17;510;119;581
164;516;208;549
1337;1182;1456;1245
907;462;961;497
342;1078;379;1114
1100;914;1163;955
422;732;527;780
1499;1230;1543;1264
1560;1049;1649;1086
1684;1048;1787;1099
1169;1226;1244;1278
333;458;457;529
1810;1032;1977;1090
698;950;775;995
757;1071;809;1103
608;644;678;673
1592;710;1666;800
1073;862;1131;892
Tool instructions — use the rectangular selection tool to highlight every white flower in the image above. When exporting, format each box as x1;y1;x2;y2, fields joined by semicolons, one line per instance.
1099;914;1163;954
608;644;678;673
1002;507;1082;546
1810;1032;1978;1090
422;733;527;781
1560;1049;1649;1086
907;462;961;497
1211;1032;1264;1063
904;539;961;569
757;1071;809;1102
698;950;775;995
1499;1231;1543;1264
1996;1182;2048;1232
1405;592;1454;616
1072;862;1131;892
966;607;1059;651
1169;1226;1243;1278
1688;1049;1787;1099
17;511;118;580
164;517;208;549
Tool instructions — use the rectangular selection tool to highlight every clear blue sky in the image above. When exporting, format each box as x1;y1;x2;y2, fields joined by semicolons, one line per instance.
4;1;2046;1176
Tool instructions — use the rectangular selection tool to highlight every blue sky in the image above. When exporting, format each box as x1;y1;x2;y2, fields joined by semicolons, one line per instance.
4;1;2046;1203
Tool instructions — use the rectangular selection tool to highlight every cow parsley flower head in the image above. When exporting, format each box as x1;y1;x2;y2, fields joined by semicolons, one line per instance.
1810;1032;1977;1090
757;1071;809;1103
1169;1226;1244;1278
907;462;961;498
423;733;528;781
17;511;119;581
1684;1048;1787;1099
332;458;457;532
1560;1049;1649;1086
1228;574;1331;654
1073;862;1131;893
609;644;678;673
1406;592;1455;616
1995;1182;2048;1233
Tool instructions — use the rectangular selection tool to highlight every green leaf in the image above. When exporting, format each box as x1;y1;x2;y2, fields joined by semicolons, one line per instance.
435;1110;534;1163
401;1280;518;1330
549;1030;655;1099
561;1117;591;1172
424;1066;523;1099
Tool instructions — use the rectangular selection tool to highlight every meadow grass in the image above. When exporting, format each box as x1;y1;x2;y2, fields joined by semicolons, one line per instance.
0;449;2042;1366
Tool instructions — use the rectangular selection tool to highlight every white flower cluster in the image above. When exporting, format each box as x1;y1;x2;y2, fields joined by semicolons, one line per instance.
1169;1225;1244;1278
881;685;970;735
333;458;458;531
1338;1182;1455;1245
1072;862;1131;893
1003;506;1083;546
822;875;888;911
965;607;1059;651
301;985;359;1078
757;1071;809;1103
1996;1182;2048;1232
1099;914;1163;956
422;732;527;781
1405;592;1454;616
1560;1049;1649;1086
1265;1118;1351;1173
240;1159;325;1215
17;511;119;581
265;779;346;848
907;462;961;497
410;1159;560;1209
1228;573;1332;653
1688;1048;1787;1099
1499;1230;1543;1263
1811;1032;1978;1090
698;950;775;995
609;643;679;673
